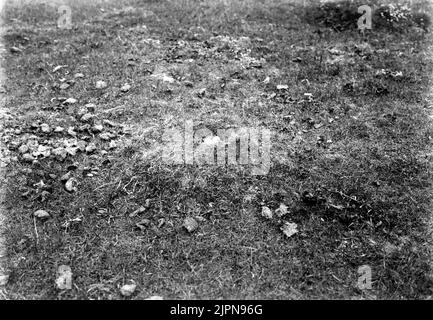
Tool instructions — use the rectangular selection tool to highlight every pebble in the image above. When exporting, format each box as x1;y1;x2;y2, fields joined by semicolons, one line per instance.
34;209;50;219
18;145;29;154
64;177;78;193
120;84;131;92
183;217;198;233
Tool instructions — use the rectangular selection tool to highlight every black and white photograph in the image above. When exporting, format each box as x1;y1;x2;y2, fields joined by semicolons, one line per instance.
0;0;432;304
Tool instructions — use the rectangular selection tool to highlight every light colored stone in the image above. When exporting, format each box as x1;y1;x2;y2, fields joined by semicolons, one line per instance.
95;80;107;89
34;209;50;219
120;283;136;297
55;265;72;290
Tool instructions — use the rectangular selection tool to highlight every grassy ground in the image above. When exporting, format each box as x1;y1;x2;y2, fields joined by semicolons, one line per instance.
1;0;433;299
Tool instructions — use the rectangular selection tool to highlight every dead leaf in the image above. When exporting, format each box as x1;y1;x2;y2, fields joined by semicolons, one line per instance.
260;206;273;219
121;84;131;92
275;203;288;217
34;209;50;219
120;282;136;297
64;97;77;104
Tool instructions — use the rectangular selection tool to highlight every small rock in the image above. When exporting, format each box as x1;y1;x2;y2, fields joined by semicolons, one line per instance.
10;46;22;53
77;140;87;152
197;88;206;97
55;265;72;290
40;123;50;133
95;80;107;89
34;209;50;219
60;172;72;182
108;140;117;149
275;203;288;218
54;126;64;133
120;283;137;297
260;206;273;219
120;84;131;92
183;217;198;233
92;124;104;133
18;145;29;154
276;84;288;90
130;206;147;217
64;178;78;193
65;146;78;156
74;73;84;79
